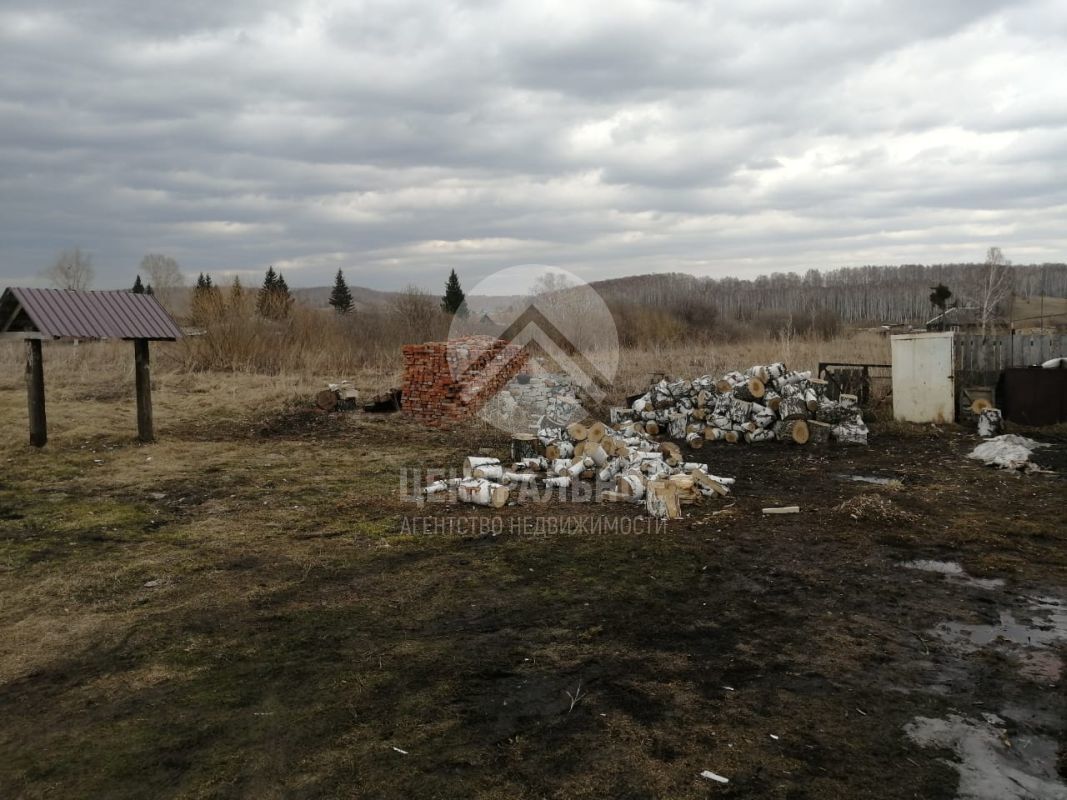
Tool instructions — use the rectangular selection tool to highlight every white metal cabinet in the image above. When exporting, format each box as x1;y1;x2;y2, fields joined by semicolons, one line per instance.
891;332;955;423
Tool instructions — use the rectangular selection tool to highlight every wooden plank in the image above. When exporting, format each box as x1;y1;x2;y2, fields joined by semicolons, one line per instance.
134;339;154;443
26;339;46;447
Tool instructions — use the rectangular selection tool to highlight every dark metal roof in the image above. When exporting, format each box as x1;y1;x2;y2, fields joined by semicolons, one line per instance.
0;287;183;340
924;306;984;328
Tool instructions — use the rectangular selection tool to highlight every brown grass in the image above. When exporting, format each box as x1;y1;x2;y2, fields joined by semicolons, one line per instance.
611;331;889;399
0;320;889;412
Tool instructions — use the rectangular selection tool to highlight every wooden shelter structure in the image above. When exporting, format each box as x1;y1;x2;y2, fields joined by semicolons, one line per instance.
0;288;183;446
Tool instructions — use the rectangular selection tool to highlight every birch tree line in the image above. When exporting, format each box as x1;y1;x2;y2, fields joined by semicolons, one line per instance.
593;261;1067;327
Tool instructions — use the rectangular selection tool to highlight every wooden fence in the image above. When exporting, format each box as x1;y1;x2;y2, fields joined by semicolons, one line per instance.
954;332;1066;373
954;333;1066;408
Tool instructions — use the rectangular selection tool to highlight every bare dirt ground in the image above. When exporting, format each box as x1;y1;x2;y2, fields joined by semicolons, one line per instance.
0;380;1064;799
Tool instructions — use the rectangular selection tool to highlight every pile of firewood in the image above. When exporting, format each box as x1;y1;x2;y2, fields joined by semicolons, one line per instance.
425;420;734;520
314;381;359;412
619;363;868;446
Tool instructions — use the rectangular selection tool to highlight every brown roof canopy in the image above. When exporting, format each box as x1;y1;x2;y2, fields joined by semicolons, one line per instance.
0;287;183;341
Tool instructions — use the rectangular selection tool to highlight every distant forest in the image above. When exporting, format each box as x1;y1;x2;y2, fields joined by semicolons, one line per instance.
591;262;1067;329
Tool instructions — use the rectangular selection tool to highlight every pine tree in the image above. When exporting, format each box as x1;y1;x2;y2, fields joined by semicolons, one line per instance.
131;275;145;294
192;272;222;323
929;284;952;331
230;275;244;309
145;284;154;296
277;274;293;317
257;266;292;319
441;269;467;317
257;266;278;317
329;269;354;314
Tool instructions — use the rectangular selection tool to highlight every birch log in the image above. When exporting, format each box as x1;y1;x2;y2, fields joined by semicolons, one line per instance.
463;456;500;478
744;429;776;443
616;472;647;499
806;420;832;445
544;440;575;460
566;422;588;442
831;421;868;445
773;419;810;444
732;377;766;402
502;471;538;484
472;463;504;480
586;421;607;443
645;479;682;520
510;434;540;462
977;408;1003;437
458;479;510;507
692;471;729;496
779;395;810;421
704;426;726;441
745;365;771;383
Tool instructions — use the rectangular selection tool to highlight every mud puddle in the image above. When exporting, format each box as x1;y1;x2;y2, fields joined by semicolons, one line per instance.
908;591;1067;798
906;712;1067;800
936;596;1067;652
902;559;1006;591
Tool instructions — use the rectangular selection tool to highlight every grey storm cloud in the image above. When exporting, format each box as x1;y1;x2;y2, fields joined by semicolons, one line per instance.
0;0;1065;289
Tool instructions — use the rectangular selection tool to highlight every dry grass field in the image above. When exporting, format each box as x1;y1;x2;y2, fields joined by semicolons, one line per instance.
0;330;891;410
1;334;1065;799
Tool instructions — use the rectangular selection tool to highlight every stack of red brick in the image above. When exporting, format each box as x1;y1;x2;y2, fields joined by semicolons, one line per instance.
401;336;529;427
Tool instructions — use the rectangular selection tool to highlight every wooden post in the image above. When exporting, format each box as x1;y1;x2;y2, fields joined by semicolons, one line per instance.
134;338;154;443
26;338;46;447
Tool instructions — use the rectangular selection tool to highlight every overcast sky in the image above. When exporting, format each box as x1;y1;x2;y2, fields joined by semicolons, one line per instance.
1;0;1065;290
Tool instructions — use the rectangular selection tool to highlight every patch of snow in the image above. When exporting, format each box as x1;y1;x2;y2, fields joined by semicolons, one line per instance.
967;434;1049;471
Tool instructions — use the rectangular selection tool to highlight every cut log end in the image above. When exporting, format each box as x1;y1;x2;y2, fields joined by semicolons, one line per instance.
315;389;338;411
566;422;588;441
586;421;607;443
773;419;810;445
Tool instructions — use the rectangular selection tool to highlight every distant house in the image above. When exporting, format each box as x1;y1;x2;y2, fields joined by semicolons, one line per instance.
925;306;985;332
479;313;495;325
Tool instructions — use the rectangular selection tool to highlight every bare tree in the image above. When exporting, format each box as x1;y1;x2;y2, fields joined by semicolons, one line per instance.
530;271;573;297
388;285;447;342
966;247;1014;336
140;254;186;310
43;248;94;290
